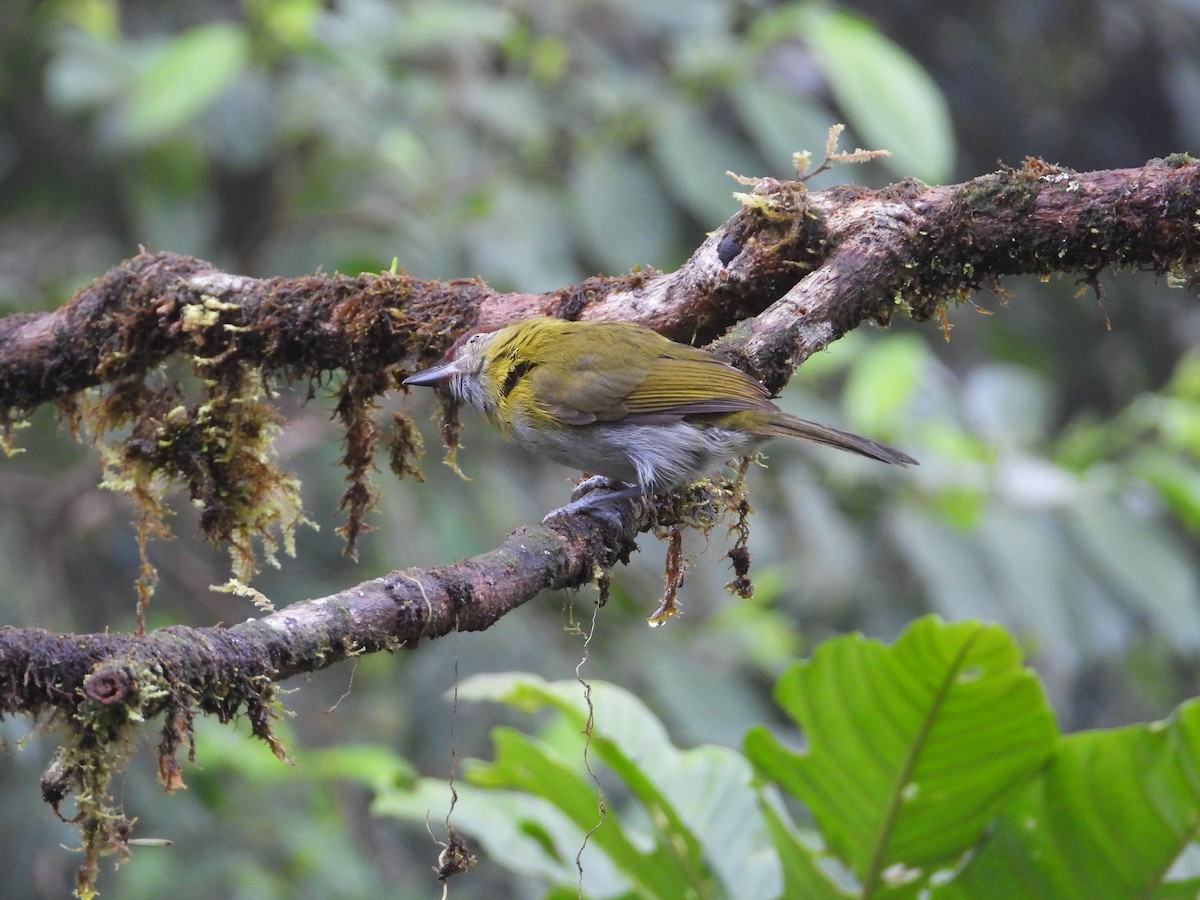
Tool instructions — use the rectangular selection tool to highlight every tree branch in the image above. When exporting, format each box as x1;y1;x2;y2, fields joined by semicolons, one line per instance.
2;155;1197;678
0;502;643;720
3;158;1194;418
2;156;1199;873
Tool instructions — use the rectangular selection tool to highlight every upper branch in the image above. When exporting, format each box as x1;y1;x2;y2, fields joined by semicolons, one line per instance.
712;156;1200;388
2;158;1196;420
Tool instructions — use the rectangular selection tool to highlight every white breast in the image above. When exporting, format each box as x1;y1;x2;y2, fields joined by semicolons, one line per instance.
510;419;758;493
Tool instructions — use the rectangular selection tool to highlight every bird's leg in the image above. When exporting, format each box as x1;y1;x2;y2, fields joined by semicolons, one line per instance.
570;475;643;504
542;476;646;524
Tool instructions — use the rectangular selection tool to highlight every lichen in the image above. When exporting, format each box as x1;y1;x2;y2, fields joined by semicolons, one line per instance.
647;459;757;623
88;364;313;631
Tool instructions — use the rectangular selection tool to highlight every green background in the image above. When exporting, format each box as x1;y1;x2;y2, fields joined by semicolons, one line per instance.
2;0;1199;896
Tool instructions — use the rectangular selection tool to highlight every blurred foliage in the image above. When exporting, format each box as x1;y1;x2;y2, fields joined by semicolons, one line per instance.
3;0;955;298
2;0;1200;897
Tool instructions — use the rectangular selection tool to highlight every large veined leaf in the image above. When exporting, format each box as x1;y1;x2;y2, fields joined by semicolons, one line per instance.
935;699;1200;898
745;616;1057;893
758;793;852;898
371;636;1200;899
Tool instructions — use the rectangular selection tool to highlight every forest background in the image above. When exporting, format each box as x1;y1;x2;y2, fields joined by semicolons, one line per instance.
3;0;1200;896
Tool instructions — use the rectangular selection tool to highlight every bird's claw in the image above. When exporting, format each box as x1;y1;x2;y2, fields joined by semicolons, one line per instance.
542;477;645;525
568;475;622;503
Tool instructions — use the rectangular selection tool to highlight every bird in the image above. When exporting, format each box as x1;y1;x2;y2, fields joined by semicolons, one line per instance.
403;317;916;515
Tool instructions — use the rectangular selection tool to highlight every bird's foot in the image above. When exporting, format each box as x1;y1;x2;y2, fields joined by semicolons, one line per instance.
569;475;640;504
542;477;645;525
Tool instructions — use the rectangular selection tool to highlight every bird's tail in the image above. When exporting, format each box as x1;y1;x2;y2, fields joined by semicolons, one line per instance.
765;413;918;466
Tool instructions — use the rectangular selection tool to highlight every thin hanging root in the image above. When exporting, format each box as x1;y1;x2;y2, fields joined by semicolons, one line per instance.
648;524;686;626
723;457;755;598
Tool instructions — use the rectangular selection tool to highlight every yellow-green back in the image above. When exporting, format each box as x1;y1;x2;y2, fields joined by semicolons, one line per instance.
479;318;774;429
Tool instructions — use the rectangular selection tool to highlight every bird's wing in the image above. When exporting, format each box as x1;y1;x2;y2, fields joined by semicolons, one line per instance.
523;338;651;425
523;328;770;425
617;349;770;423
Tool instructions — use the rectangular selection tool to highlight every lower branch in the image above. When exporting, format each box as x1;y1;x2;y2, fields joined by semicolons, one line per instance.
1;499;645;721
1;495;646;892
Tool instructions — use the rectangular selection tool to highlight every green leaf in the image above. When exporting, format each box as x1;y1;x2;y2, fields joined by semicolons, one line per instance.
571;148;684;273
119;24;249;145
1166;351;1200;403
1136;450;1200;533
758;795;852;899
299;744;417;792
454;674;781;898
841;335;925;434
193;719;416;792
1155;877;1200;899
937;699;1200;898
254;0;322;49
746;617;1057;893
927;484;987;530
469;727;686;896
789;6;955;182
649;99;764;226
1068;500;1200;653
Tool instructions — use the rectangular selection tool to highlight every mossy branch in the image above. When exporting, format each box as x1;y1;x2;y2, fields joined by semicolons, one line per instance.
3;154;1198;674
1;155;1200;892
2;501;643;894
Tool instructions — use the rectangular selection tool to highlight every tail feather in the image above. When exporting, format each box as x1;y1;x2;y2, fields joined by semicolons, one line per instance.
767;414;918;466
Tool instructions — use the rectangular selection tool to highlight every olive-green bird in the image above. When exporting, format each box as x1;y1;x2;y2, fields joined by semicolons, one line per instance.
404;317;916;508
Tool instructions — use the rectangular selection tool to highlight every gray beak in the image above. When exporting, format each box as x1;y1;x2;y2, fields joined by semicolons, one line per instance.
403;359;461;387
